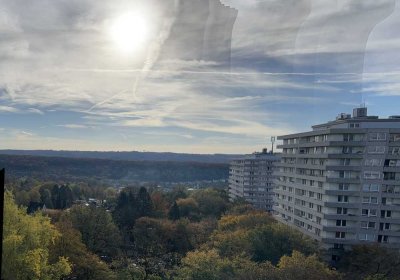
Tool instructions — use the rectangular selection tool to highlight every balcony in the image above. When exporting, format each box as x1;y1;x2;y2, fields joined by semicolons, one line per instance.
325;202;360;208
326;177;360;184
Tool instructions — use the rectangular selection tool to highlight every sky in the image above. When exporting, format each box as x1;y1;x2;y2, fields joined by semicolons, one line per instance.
1;0;400;154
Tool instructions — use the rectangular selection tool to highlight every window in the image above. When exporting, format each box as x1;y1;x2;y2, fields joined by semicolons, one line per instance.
364;159;382;167
370;209;377;217
361;221;375;229
363;184;380;192
390;134;400;142
362;209;377;217
389;147;400;155
359;233;375;241
349;123;360;128
342;159;351;166
369;133;386;141
378;235;389;243
343;134;354;142
381;210;392;218
338;183;349;191
362;196;378;204
337;207;348;215
368;146;386;154
335;232;346;239
342;147;352;154
338;195;348;203
333;243;344;249
317;205;322;213
364;171;381;180
316;217;322;225
379;223;391;231
336;220;347;227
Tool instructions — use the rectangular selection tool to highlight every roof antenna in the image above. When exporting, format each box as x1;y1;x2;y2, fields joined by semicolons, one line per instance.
271;136;276;154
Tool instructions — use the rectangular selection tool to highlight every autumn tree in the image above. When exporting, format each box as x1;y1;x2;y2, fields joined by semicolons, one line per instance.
2;191;71;280
276;251;342;280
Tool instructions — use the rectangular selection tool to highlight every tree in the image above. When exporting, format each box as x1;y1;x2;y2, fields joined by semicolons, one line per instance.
177;198;199;220
168;201;181;220
49;218;117;280
175;249;277;280
113;188;138;229
191;189;229;218
151;191;169;218
338;244;400;280
137;187;153;217
276;251;341;280
40;188;54;209
2;191;71;280
67;205;122;258
248;223;318;264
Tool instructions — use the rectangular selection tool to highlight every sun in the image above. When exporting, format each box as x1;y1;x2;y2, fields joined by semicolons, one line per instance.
109;12;148;54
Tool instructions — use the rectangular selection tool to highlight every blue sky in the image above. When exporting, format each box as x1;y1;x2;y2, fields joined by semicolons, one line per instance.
1;0;400;154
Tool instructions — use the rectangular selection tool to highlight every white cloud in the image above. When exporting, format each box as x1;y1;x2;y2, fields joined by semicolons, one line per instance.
0;105;19;113
57;124;91;129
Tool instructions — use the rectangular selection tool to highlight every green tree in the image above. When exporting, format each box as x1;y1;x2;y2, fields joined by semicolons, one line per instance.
137;186;153;217
40;188;54;209
248;223;318;264
2;191;71;280
49;218;117;280
67;205;122;258
191;189;228;218
113;188;138;229
177;198;199;220
168;201;181;220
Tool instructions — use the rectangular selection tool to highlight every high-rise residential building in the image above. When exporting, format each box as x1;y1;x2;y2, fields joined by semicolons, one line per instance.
229;149;279;211
273;108;400;260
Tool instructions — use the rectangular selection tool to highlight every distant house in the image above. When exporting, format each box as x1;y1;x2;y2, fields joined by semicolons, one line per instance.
27;202;46;214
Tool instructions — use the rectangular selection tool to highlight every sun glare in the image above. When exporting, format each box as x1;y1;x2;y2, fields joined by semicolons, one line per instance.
109;12;148;54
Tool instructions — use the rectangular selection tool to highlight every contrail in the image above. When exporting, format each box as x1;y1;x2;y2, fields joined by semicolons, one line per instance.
131;0;180;101
88;0;180;111
87;89;128;112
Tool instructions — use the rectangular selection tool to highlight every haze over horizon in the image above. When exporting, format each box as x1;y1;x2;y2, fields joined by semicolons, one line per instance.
1;0;400;154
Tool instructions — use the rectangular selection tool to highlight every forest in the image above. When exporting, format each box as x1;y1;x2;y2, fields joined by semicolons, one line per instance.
2;177;400;280
0;154;229;184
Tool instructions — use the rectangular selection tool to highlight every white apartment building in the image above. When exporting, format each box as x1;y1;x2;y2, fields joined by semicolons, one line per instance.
229;149;279;211
273;108;400;261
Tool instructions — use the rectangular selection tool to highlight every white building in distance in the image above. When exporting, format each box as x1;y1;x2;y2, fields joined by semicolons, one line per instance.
229;148;280;211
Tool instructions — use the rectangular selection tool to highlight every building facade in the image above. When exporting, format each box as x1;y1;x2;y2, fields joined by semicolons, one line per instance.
273;108;400;259
229;149;279;211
